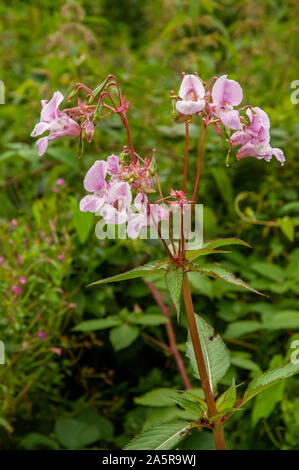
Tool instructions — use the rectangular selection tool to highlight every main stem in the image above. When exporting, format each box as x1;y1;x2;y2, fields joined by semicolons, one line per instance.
182;272;226;450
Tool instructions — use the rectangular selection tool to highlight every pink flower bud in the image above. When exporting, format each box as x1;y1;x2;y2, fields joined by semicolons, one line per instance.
58;254;64;261
56;178;65;186
37;330;46;340
18;276;27;285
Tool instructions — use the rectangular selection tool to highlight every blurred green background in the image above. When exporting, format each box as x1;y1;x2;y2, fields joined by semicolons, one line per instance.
0;0;298;450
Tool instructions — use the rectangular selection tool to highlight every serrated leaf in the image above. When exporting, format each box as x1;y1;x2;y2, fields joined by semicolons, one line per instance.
159;390;205;416
243;361;299;405
192;263;265;296
165;267;183;318
88;260;169;287
73;316;122;332
109;324;139;351
185;237;251;262
216;380;236;412
134;388;180;407
186;314;231;391
124;421;191;450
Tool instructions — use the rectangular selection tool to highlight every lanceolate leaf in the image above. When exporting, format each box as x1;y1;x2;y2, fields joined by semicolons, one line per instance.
186;238;251;262
186;314;231;391
165;267;184;318
159;390;205;416
242;361;299;405
216;380;237;412
87;260;169;287
191;263;265;296
73;316;122;332
124;421;191;450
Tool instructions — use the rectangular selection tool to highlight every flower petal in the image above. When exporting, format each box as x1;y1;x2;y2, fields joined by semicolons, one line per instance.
107;154;120;174
176;98;205;115
40;91;64;122
212;75;243;106
36;137;49;156
83;160;107;192
272;148;286;166
218;109;242;130
79;195;104;213
179;74;205;100
31;121;51;137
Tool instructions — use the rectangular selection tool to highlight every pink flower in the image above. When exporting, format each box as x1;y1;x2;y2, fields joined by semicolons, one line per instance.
211;75;243;130
230;107;285;166
10;219;18;227
176;74;206;115
79;156;121;214
12;285;21;296
17;254;22;263
58;254;64;261
37;330;46;340
100;181;132;224
56;178;65;186
18;276;27;285
0;256;5;265
50;347;62;356
31;91;81;156
51;186;58;193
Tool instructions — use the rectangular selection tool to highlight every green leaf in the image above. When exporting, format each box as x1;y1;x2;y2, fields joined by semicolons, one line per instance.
186;238;251;262
88;260;169;287
211;167;234;212
73;316;122;332
186;313;231;390
109;324;139;351
216;380;236;412
278;216;294;242
124;421;191;450
23;433;59;450
70;197;94;244
47;147;79;170
243;361;299;405
231;355;260;372
251;262;285;282
192;263;265;296
54;418;100;449
224;321;263;338
131;314;168;326
143;407;197;429
134;388;180;407
165;267;183;318
159;390;205;416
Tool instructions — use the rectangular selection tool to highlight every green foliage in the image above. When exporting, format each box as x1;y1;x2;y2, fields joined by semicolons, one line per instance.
165;267;183;318
124;420;191;450
186;314;231;390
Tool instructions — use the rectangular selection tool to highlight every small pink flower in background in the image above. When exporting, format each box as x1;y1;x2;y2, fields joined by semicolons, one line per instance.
51;186;58;193
37;330;47;341
56;178;65;186
17;254;22;263
211;75;243;130
9;240;14;246
68;303;77;309
230;107;285;165
0;256;5;265
40;231;46;238
176;74;206;115
58;254;64;261
10;219;18;227
31;91;81;156
12;285;21;296
50;347;62;356
18;276;27;285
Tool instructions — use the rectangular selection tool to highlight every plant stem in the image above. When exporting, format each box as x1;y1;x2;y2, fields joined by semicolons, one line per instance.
145;281;191;390
121;113;136;163
183;121;190;193
182;272;226;450
191;122;207;216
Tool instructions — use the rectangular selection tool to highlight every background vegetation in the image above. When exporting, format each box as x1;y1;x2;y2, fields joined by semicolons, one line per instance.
0;0;298;450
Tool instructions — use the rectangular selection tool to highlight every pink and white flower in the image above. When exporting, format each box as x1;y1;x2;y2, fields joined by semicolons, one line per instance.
31;91;81;156
211;75;243;130
176;74;206;115
230;107;285;165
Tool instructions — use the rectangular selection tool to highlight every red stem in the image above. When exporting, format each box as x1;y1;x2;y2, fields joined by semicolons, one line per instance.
183;121;190;193
191;122;207;216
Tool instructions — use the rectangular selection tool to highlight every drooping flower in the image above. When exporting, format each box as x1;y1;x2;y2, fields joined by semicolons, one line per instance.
230;107;285;165
31;91;81;156
80;158;113;213
176;74;206;115
211;75;243;130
